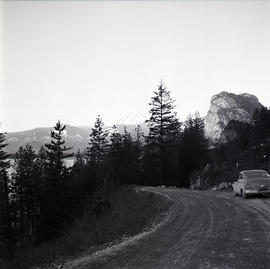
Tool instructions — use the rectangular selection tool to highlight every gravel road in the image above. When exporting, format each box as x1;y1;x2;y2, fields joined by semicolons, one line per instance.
64;187;270;269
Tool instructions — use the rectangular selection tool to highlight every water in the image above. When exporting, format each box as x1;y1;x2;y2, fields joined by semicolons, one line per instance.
7;157;75;176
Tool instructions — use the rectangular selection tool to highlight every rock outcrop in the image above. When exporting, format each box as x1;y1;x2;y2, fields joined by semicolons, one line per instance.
204;91;263;143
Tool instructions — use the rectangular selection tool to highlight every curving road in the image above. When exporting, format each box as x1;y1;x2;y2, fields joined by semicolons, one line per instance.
64;187;270;269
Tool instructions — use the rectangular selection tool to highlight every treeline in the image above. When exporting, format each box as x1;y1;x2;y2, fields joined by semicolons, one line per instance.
206;106;270;185
0;82;209;264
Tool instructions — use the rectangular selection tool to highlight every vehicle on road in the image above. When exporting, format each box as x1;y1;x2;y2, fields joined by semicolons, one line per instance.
232;169;270;198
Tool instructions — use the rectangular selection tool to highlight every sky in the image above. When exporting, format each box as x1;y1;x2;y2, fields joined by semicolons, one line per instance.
1;0;270;132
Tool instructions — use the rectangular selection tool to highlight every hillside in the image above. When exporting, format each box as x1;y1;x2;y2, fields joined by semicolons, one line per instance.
5;123;148;154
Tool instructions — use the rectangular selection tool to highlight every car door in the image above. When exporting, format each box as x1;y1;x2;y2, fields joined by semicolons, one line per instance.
233;179;239;194
238;179;245;194
235;174;243;194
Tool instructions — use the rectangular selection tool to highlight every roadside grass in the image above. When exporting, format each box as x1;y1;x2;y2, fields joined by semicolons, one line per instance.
12;186;171;269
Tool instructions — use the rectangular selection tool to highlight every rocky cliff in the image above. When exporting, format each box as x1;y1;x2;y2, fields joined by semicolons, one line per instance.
204;91;263;143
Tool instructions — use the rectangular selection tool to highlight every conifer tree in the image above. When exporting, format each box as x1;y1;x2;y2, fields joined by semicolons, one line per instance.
86;116;109;165
86;116;109;183
145;82;181;185
108;125;123;185
35;146;47;184
133;125;144;184
252;107;270;142
108;126;143;185
0;132;13;259
45;121;73;180
12;144;37;246
33;146;47;240
73;149;86;172
43;121;72;238
178;113;208;187
121;127;135;184
0;133;10;171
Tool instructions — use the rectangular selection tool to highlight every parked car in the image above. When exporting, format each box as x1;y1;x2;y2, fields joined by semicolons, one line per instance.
232;170;270;198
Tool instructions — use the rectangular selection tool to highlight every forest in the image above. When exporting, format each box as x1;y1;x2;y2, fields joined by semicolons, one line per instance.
0;82;270;267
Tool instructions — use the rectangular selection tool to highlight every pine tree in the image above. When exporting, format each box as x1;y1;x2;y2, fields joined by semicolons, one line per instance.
73;149;86;172
145;82;181;185
133;125;144;184
33;146;47;241
45;121;73;180
12;144;37;246
0;132;13;259
178;113;208;187
252;107;270;142
121;127;135;184
0;133;10;171
35;146;47;181
108;125;123;185
86;116;109;183
108;126;143;185
43;121;73;239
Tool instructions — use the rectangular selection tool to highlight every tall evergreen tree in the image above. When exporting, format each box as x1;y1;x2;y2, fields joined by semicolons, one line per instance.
108;125;123;185
133;125;144;184
12;144;37;246
252;107;270;142
108;126;143;185
0;132;13;259
0;133;10;171
69;149;92;213
120;127;141;185
45;121;73;180
43;121;72;239
145;82;181;185
35;146;47;182
86;116;109;183
33;146;47;241
178;113;208;187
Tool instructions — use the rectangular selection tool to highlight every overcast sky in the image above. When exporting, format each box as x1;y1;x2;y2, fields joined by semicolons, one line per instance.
1;0;270;132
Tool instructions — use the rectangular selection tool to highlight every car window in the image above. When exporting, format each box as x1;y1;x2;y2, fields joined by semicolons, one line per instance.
244;171;270;178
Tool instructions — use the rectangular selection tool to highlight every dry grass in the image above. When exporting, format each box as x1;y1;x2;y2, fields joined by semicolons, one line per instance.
11;186;170;269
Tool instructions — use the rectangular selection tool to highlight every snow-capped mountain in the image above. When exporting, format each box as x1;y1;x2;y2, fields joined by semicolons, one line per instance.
117;113;147;125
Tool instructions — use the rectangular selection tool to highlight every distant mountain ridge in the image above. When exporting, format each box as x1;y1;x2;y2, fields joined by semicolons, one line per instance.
5;123;148;154
204;91;263;143
5;92;265;153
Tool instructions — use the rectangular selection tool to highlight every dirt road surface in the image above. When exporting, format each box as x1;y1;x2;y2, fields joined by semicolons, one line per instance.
64;187;270;269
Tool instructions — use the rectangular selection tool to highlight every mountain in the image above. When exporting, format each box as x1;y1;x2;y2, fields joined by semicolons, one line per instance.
5;123;148;154
204;91;263;143
5;92;264;153
6;125;89;154
116;113;147;125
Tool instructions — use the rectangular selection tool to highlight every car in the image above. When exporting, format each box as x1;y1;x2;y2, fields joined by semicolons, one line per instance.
232;170;270;198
